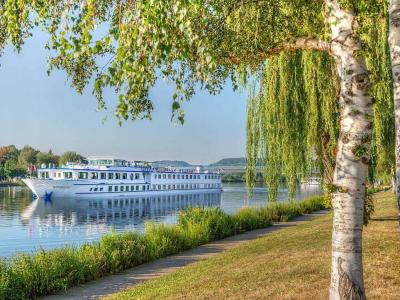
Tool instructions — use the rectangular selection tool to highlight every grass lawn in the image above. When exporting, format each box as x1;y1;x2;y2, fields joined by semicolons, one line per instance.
106;192;400;300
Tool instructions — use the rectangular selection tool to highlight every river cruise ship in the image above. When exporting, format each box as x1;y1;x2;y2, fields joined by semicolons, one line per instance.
22;157;223;199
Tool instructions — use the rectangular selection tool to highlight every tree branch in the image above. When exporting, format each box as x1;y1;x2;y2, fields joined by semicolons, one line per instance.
228;38;332;64
264;38;332;55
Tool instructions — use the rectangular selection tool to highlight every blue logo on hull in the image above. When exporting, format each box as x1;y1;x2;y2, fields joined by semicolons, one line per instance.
44;191;53;202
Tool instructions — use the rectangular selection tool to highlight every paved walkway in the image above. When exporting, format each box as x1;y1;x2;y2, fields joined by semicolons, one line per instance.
43;210;330;300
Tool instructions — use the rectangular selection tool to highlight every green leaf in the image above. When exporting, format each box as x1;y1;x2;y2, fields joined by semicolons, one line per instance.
172;101;180;112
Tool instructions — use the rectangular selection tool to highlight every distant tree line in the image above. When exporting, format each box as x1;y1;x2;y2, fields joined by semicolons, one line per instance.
222;172;266;183
221;172;289;185
0;145;84;181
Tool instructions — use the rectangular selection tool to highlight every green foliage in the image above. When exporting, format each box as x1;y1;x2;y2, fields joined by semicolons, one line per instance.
361;1;395;180
0;0;331;123
0;0;32;52
0;195;327;299
17;145;37;169
364;190;375;226
221;172;264;183
2;160;25;179
361;185;391;225
0;146;18;164
0;0;383;128
58;151;84;166
0;2;395;186
145;223;192;258
0;145;27;180
0;145;84;181
98;232;149;273
0;1;395;201
353;145;368;158
36;150;59;166
179;207;237;240
246;87;261;195
246;51;339;202
245;1;395;202
222;172;245;183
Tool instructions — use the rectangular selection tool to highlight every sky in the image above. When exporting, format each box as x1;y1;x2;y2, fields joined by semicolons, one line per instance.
0;31;247;165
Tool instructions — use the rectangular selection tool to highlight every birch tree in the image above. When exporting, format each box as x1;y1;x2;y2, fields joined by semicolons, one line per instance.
389;0;400;225
0;0;390;298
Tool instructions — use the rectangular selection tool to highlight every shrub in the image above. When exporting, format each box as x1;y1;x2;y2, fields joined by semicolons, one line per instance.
144;223;188;258
0;260;11;300
0;195;326;300
98;231;149;273
5;248;86;299
235;207;272;232
76;243;108;282
178;207;237;240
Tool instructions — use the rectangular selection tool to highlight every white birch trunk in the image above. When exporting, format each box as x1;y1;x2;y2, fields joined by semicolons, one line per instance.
326;1;372;299
388;0;400;228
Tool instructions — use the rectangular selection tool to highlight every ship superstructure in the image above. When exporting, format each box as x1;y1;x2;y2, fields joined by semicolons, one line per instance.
22;157;222;198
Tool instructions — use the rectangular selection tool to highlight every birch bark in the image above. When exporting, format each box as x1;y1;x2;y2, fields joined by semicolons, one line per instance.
325;1;372;299
388;0;400;229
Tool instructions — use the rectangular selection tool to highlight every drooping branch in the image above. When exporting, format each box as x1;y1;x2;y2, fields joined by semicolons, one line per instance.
246;50;339;202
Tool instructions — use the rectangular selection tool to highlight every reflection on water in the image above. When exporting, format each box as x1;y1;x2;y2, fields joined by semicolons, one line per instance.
0;183;320;257
220;183;321;214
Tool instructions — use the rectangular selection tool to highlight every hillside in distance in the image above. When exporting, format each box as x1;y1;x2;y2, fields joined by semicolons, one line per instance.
152;160;193;168
208;157;247;167
152;158;253;168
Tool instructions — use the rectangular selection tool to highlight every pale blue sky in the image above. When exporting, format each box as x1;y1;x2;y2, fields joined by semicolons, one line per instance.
0;31;247;165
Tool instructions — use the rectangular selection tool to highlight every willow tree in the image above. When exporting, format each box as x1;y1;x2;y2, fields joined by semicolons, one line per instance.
247;2;394;202
0;0;384;298
246;51;340;201
366;3;395;187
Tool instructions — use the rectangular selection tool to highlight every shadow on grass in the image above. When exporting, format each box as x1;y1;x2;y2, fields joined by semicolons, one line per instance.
370;217;398;221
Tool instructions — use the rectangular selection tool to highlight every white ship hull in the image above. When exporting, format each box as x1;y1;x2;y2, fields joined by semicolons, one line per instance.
22;157;223;199
22;178;222;199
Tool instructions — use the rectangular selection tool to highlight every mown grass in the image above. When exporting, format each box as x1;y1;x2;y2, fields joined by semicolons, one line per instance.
107;191;400;300
0;196;326;300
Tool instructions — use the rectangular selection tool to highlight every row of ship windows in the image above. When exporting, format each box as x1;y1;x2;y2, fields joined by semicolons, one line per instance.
39;172;144;180
153;174;220;180
79;172;143;180
39;172;220;180
87;183;222;193
90;185;150;192
152;183;221;190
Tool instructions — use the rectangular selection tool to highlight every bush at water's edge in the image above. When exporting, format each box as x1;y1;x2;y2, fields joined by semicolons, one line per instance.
0;196;327;300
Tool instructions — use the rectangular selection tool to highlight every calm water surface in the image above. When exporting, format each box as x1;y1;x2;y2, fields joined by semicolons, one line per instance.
0;183;320;257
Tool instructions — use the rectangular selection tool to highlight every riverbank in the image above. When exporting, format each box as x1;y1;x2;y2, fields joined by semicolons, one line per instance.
107;191;400;300
0;196;326;299
44;211;329;300
0;181;23;187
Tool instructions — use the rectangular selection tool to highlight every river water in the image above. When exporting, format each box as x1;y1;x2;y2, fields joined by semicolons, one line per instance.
0;183;320;257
